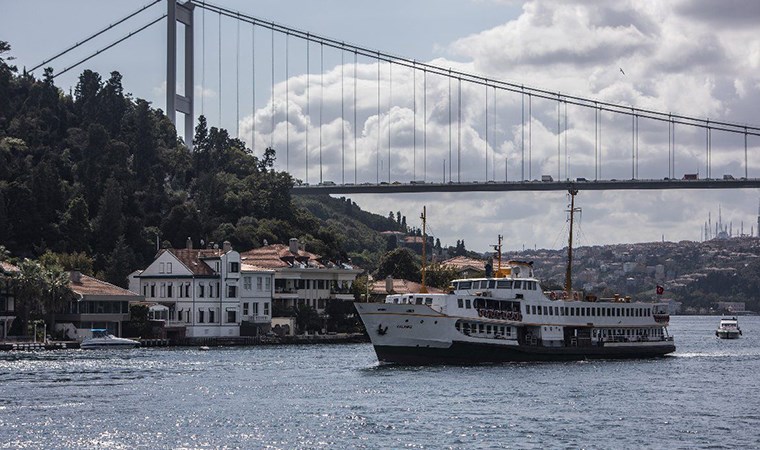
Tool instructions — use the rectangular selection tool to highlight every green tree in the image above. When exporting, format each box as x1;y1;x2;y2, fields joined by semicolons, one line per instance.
375;247;420;282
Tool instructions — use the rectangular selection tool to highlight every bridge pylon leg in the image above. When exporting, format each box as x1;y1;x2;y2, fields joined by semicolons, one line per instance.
167;0;194;149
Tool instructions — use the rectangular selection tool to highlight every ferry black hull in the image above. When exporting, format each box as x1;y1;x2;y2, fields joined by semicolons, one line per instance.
373;341;676;365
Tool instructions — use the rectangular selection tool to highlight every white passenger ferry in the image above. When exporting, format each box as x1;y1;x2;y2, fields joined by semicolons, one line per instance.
355;195;676;364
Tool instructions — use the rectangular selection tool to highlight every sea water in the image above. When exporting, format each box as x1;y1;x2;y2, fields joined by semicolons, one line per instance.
1;316;759;449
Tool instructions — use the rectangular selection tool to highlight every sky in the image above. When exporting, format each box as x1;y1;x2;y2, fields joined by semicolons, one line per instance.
2;0;760;253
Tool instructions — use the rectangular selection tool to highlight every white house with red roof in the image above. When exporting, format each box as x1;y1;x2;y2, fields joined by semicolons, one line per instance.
57;270;144;340
133;238;274;339
240;238;362;315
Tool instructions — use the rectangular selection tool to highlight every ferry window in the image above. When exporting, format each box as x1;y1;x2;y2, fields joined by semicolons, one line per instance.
531;305;536;314
606;308;611;316
415;297;423;305
479;324;484;333
465;299;472;309
425;298;433;305
486;325;492;334
647;308;651;316
488;280;496;289
459;281;472;290
496;280;512;289
514;281;522;289
458;298;464;308
549;306;554;315
537;306;542;315
591;308;595;317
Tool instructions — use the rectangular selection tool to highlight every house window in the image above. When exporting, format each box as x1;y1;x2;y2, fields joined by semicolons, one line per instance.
160;283;166;298
229;262;239;273
243;277;252;290
167;284;173;298
150;284;155;298
252;303;259;315
243;303;249;316
216;282;221;297
166;263;172;273
142;285;147;296
159;262;165;273
198;309;205;323
227;310;236;323
257;277;263;290
264;302;269;316
265;278;271;290
209;309;215;323
228;285;237;298
178;309;183;321
198;284;204;298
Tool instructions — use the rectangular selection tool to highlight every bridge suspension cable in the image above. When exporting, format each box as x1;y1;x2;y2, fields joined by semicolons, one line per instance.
192;0;760;138
31;0;163;73
52;15;166;79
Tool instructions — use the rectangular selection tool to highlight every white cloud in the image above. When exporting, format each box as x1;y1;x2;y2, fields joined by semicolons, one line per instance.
243;0;760;251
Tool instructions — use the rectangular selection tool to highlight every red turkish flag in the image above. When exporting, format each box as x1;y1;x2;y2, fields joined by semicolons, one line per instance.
656;285;664;295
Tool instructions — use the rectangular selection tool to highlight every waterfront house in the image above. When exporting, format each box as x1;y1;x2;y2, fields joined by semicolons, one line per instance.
56;270;144;340
134;239;244;339
440;256;486;278
240;238;362;315
0;261;19;339
367;277;445;303
133;239;275;339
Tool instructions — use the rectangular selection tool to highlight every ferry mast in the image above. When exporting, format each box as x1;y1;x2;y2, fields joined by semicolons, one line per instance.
565;189;580;298
420;206;428;293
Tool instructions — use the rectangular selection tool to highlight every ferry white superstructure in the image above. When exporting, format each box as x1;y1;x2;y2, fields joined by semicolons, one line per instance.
355;261;676;364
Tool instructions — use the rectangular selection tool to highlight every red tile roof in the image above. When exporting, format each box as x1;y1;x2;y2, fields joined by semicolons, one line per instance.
0;261;20;274
440;256;486;272
164;248;221;275
69;273;141;298
240;244;324;269
370;278;445;295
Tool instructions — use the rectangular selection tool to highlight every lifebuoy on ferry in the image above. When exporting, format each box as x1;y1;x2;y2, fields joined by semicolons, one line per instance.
477;308;483;317
516;313;522;321
507;311;514;320
562;292;568;300
573;292;579;301
549;292;557;300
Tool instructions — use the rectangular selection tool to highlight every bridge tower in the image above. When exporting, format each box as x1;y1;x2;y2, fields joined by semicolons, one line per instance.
166;0;194;149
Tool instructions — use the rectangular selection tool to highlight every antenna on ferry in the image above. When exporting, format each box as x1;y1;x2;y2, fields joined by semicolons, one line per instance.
492;234;503;275
565;189;580;299
420;206;428;294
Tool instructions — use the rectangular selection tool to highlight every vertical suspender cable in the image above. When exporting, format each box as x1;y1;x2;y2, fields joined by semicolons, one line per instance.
457;77;461;183
236;15;240;138
285;33;289;172
521;90;524;181
564;101;568;179
631;110;635;179
448;71;452;184
557;95;561;181
492;85;496;181
270;26;275;149
745;129;748;179
599;104;602;180
377;54;380;184
413;63;417;181
423;69;427;182
305;39;309;183
341;50;345;184
319;43;323;184
201;2;205;116
251;24;256;151
485;83;488;181
354;51;358;184
668;114;672;179
218;12;222;127
388;61;392;183
528;94;532;181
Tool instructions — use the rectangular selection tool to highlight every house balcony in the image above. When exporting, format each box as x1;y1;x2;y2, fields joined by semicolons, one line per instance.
242;315;270;324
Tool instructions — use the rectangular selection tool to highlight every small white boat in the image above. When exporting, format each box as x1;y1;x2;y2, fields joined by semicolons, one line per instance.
716;317;742;339
80;329;140;349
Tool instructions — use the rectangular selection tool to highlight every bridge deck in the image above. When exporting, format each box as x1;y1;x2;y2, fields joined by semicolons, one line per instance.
291;178;760;195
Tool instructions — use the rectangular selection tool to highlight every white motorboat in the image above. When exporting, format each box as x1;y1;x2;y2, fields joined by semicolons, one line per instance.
80;329;140;349
716;317;742;339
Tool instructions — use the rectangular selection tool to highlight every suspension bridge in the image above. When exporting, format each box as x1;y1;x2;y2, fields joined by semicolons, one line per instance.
29;0;760;194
